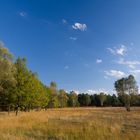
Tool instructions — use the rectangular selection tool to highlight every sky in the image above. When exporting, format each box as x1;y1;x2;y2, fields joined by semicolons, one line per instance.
0;0;140;94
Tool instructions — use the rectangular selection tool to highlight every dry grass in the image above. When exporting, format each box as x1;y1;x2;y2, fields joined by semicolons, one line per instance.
0;107;140;140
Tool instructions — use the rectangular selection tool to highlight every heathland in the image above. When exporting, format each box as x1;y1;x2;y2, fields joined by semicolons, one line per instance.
0;107;140;140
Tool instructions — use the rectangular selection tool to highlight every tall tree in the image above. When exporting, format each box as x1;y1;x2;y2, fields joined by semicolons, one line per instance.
58;89;68;108
68;91;79;107
50;81;57;91
47;82;59;108
0;43;16;113
23;72;48;111
114;75;138;111
0;43;16;91
14;57;31;115
98;92;106;107
78;93;91;106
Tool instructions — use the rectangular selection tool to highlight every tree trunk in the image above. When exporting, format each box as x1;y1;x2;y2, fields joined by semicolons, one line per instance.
24;106;28;112
15;106;19;116
101;101;103;107
16;108;18;116
125;104;131;112
8;105;10;115
28;106;31;112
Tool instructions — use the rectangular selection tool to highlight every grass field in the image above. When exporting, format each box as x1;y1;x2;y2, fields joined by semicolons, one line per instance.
0;107;140;140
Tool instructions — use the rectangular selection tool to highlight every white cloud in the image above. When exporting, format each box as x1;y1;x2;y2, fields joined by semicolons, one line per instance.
117;58;140;69
105;70;126;78
67;90;80;94
107;44;127;56
128;65;136;69
116;45;126;55
19;11;27;17
96;59;102;64
69;37;77;41
72;22;87;31
71;90;79;94
130;70;140;76
86;89;114;94
62;19;67;24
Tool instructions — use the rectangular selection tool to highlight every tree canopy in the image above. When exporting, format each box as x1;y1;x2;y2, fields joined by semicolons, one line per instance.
114;75;139;111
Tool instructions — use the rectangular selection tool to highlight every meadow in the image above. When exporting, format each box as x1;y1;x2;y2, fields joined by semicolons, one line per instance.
0;107;140;140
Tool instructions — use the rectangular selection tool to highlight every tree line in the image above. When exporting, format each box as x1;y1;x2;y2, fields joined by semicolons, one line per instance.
0;44;140;115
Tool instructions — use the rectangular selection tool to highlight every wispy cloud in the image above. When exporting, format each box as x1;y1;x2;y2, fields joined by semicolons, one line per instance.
62;19;67;24
130;42;134;46
41;19;51;24
107;44;127;56
104;75;110;79
64;65;69;70
0;40;4;46
117;58;140;69
72;22;87;31
96;59;102;64
69;37;77;41
18;11;27;17
104;70;126;78
130;70;140;76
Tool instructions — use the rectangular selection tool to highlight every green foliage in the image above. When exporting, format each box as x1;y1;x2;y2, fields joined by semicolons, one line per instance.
0;44;49;113
78;93;91;106
98;92;107;107
58;89;68;108
0;43;16;111
0;44;16;91
14;58;49;112
68;91;79;107
47;82;59;108
50;81;57;90
114;75;139;111
90;94;100;106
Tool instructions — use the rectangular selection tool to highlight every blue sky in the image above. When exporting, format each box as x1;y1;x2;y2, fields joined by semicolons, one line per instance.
0;0;140;94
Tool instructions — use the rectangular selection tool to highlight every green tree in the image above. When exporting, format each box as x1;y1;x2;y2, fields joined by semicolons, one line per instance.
68;91;79;107
23;72;48;111
99;92;106;107
0;43;16;91
58;89;68;108
78;93;91;106
111;94;122;107
0;43;16;113
47;82;59;108
14;58;49;113
90;94;100;106
35;83;49;109
114;75;138;111
14;58;30;115
50;81;57;90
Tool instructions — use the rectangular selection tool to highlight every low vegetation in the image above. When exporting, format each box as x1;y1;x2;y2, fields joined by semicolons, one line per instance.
0;107;140;140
